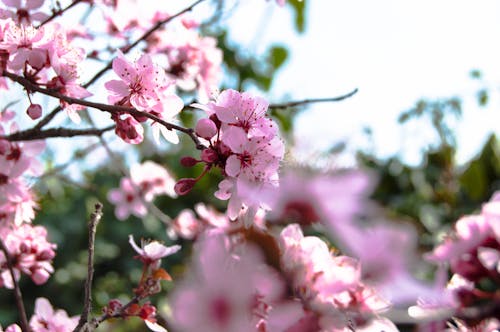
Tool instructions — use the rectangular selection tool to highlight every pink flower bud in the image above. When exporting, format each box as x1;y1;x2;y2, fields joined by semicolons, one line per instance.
180;156;199;167
195;118;217;139
26;104;42;120
31;268;50;285
174;178;197;195
201;148;218;163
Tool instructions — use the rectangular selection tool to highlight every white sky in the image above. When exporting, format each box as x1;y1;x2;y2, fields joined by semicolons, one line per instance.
225;0;500;165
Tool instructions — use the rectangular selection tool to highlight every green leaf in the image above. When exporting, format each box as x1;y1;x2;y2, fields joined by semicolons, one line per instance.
477;89;489;106
470;69;482;79
289;0;306;33
270;46;288;69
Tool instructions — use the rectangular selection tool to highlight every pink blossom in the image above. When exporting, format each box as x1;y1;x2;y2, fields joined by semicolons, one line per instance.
149;25;222;103
278;224;393;331
29;297;78;332
0;224;56;288
130;161;177;200
0;324;22;332
108;161;177;220
0;0;48;24
0;20;47;70
169;232;284;332
107;177;147;220
128;234;180;268
105;51;183;144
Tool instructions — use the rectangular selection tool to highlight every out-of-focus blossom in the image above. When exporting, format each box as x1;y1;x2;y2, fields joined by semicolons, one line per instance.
107;161;177;220
0;224;56;288
169;232;284;332
148;24;222;103
0;0;49;25
278;224;393;331
29;297;78;332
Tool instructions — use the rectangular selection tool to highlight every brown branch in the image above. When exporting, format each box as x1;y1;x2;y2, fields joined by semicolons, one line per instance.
1;125;115;142
37;0;85;27
92;295;141;328
83;0;207;88
3;71;205;148
269;88;359;109
0;238;30;332
73;203;103;332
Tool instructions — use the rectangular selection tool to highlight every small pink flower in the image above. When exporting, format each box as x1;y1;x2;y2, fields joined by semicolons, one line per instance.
128;234;180;267
29;297;78;332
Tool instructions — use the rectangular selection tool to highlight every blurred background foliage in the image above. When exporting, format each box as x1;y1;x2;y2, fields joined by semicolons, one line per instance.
1;0;500;330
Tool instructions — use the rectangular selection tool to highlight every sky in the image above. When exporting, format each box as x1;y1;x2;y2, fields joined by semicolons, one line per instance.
224;0;500;165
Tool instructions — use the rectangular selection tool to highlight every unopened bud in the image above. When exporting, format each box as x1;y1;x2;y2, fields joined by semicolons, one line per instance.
201;148;218;163
174;178;197;195
180;156;199;167
195;118;217;139
27;104;42;120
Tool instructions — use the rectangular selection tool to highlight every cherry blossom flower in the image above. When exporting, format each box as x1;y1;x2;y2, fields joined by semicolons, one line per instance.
169;232;284;332
278;224;393;331
149;24;222;102
177;90;285;223
105;51;183;144
0;224;56;288
108;161;177;220
0;19;47;70
107;177;148;220
0;0;49;25
29;297;78;332
128;234;180;268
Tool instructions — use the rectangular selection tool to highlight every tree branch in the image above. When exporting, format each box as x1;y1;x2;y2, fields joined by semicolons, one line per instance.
0;238;30;332
1;125;115;142
3;71;205;148
73;203;103;332
37;0;85;27
269;88;359;109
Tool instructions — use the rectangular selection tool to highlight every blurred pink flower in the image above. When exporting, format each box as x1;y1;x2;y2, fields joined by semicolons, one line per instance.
0;224;56;288
29;297;78;332
169;233;284;332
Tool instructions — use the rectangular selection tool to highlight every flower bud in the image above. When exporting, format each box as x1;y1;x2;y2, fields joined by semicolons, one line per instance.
174;178;197;195
26;104;42;120
201;148;218;163
195;118;217;139
180;156;199;167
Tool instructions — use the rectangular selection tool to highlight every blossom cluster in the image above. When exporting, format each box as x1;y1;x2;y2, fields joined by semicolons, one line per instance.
105;52;183;144
177;89;285;221
169;226;397;332
0;110;56;290
417;192;500;330
0;110;41;226
0;223;55;288
0;17;91;122
1;297;77;332
108;161;177;220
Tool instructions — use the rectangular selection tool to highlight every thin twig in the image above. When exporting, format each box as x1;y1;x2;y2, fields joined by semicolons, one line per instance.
269;88;359;109
73;203;103;332
1;125;115;142
33;107;63;130
37;0;85;27
3;71;204;148
0;238;30;332
83;0;207;89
